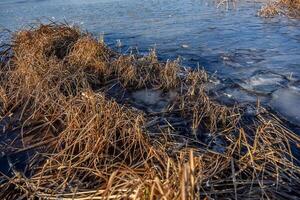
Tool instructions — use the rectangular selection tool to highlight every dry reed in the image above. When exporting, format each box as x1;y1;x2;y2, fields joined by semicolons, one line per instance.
0;23;300;199
259;0;300;18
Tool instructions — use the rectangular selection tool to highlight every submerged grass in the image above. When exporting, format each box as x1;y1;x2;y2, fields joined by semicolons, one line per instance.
0;23;300;199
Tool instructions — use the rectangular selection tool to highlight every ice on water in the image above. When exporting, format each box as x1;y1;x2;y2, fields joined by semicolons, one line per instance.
271;87;300;124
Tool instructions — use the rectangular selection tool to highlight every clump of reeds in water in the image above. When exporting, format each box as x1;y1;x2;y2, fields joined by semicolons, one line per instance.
0;23;300;199
259;0;300;18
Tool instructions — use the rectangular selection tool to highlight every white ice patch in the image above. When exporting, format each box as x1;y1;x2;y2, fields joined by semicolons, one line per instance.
249;76;283;86
240;72;287;94
219;87;266;104
271;88;300;124
131;89;177;112
131;89;163;105
181;44;189;48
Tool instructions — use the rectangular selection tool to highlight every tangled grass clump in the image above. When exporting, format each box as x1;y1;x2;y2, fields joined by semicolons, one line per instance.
0;23;300;199
259;0;300;18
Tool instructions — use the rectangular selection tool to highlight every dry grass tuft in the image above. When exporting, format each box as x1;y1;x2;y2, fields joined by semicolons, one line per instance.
259;0;300;18
0;23;300;199
13;23;81;61
68;36;114;75
0;87;7;116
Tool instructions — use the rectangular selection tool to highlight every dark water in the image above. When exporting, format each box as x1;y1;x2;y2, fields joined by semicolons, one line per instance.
0;0;300;125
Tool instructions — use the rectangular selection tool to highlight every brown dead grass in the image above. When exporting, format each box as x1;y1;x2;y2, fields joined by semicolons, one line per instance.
0;23;300;199
259;0;300;18
0;87;6;116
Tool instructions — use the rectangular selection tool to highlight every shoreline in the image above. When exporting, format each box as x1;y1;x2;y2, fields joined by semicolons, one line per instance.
0;23;300;199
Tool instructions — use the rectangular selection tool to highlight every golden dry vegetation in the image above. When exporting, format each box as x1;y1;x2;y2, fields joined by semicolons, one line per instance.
0;23;300;199
259;0;300;17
